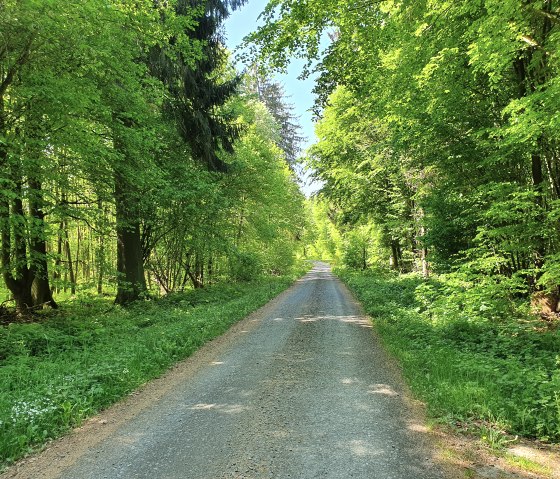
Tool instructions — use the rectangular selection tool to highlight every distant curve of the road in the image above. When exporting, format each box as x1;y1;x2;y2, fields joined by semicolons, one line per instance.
11;262;449;479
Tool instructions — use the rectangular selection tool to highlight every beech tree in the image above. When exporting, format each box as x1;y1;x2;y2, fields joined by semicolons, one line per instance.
0;1;111;312
247;0;560;301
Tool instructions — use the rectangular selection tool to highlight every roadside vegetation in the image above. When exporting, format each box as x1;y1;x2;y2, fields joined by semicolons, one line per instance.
0;271;305;467
0;0;308;315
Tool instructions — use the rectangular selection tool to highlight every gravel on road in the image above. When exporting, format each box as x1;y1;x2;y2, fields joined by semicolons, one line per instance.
2;262;451;479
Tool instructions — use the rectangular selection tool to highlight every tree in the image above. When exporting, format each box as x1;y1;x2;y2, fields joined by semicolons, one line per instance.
244;73;303;168
0;1;101;312
246;0;560;296
221;97;306;276
0;0;310;315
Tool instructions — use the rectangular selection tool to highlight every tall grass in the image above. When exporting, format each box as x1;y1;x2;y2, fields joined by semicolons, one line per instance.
0;274;300;468
336;268;560;445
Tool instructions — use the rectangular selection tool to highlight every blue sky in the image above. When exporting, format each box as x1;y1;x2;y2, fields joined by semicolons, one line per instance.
224;0;317;151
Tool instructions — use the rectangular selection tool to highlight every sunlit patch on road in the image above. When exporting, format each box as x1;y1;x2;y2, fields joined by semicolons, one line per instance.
368;384;399;397
341;377;360;385
345;439;384;458
188;403;248;414
296;263;335;282
295;314;372;328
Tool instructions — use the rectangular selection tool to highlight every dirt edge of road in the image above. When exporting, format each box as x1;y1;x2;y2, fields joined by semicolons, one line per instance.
341;288;560;479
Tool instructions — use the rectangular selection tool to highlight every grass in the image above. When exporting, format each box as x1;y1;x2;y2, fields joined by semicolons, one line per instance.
336;268;560;445
503;454;553;476
0;272;303;468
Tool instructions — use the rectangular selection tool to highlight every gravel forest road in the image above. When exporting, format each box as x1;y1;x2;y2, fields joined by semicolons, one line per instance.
4;262;450;479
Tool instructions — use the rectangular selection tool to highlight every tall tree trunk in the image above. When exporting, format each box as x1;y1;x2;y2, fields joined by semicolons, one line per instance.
236;201;245;248
390;238;400;271
532;152;544;200
112;112;147;305
53;220;63;294
28;178;57;308
83;225;91;283
96;199;105;295
188;251;204;289
64;223;76;295
207;255;213;284
97;234;105;295
196;251;204;288
417;208;429;279
114;169;147;304
0;40;35;315
3;176;33;315
420;233;429;279
0;194;33;315
513;34;549;271
74;224;81;286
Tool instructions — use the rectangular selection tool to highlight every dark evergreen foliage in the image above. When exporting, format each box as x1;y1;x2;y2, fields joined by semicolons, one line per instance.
151;0;247;171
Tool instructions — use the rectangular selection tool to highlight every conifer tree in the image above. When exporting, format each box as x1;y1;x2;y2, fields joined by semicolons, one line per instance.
246;73;303;168
150;0;247;171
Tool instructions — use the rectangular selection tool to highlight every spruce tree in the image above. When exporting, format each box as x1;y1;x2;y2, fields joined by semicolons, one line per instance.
115;0;246;304
150;0;247;171
248;75;303;168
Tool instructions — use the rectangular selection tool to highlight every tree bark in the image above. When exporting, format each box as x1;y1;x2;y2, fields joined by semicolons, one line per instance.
3;177;34;315
74;224;81;286
390;239;400;271
28;178;57;308
97;235;105;295
64;223;76;295
112;111;147;305
532;152;544;199
53;220;63;294
96;199;105;295
514;36;548;269
114;169;147;304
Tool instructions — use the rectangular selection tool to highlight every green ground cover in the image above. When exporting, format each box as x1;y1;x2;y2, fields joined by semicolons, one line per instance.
0;273;301;468
337;268;560;446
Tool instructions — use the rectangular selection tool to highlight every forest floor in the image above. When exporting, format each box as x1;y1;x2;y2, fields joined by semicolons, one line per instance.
1;263;558;478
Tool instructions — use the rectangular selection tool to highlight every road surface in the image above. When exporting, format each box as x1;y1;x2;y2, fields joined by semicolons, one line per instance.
4;263;448;479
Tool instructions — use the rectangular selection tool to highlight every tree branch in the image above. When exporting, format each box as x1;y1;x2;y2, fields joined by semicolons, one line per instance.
0;34;34;97
534;8;560;25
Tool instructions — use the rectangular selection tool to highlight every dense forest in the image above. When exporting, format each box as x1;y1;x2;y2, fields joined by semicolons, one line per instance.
249;0;560;314
1;0;560;472
0;0;309;314
0;0;313;465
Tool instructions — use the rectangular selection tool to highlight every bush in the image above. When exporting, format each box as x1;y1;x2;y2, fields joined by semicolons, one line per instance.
229;251;262;281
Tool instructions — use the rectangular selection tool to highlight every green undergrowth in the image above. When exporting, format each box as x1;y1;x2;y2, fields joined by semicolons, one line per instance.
336;268;560;445
0;273;301;468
